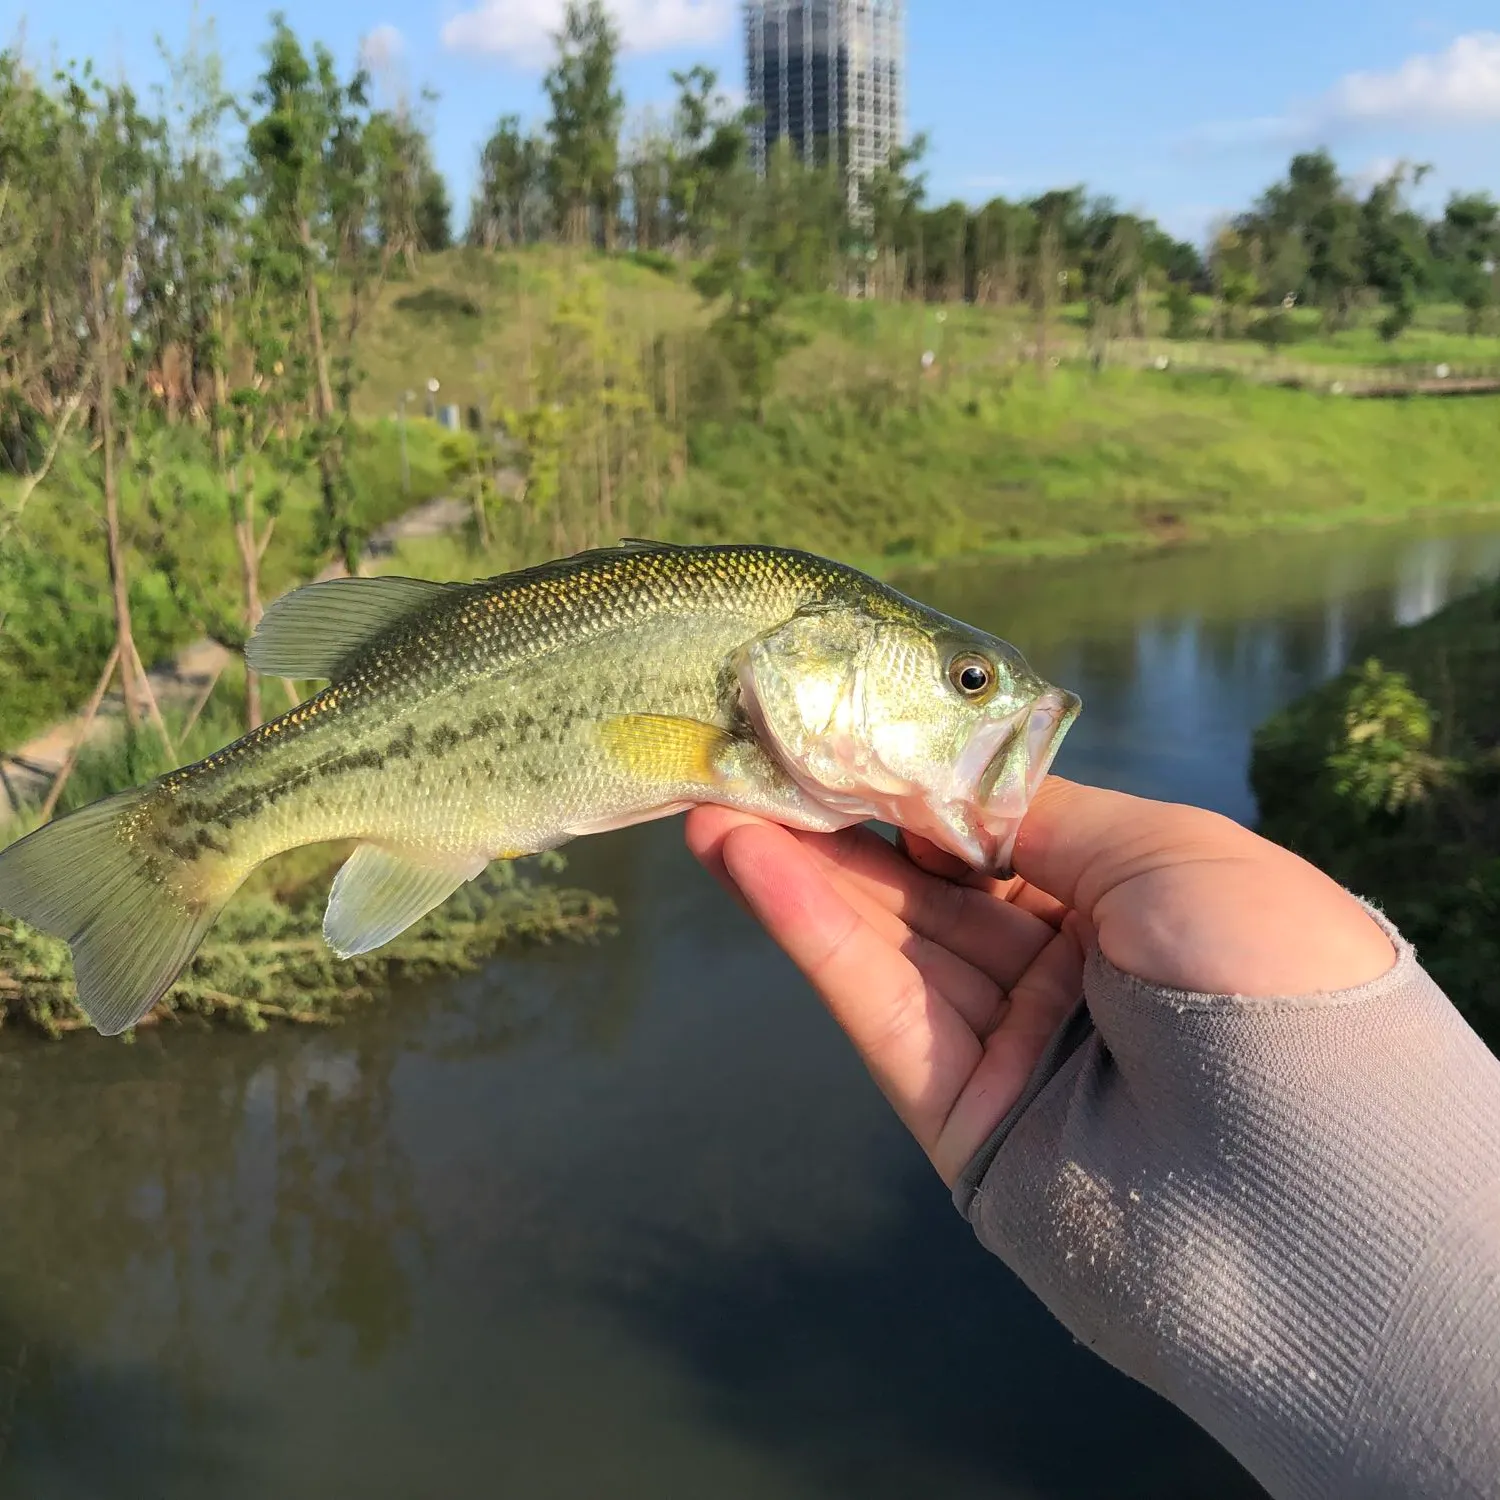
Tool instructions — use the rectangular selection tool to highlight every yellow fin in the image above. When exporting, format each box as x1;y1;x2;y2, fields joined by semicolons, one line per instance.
597;714;735;786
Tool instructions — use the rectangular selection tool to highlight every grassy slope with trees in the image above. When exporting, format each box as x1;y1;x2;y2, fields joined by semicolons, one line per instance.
2;2;1499;1032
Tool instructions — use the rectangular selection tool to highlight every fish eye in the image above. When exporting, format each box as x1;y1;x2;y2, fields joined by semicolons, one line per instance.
948;654;996;700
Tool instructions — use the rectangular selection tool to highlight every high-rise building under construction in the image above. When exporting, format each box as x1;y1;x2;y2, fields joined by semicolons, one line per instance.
743;0;904;186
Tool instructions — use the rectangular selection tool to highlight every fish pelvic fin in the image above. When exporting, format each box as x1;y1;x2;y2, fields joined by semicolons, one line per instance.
323;843;489;959
0;788;236;1036
596;714;737;787
246;575;462;681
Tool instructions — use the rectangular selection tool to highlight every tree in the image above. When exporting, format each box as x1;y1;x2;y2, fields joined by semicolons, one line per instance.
916;201;969;302
416;161;452;250
247;18;349;420
1249;151;1362;328
860;136;927;299
745;137;849;293
1208;222;1260;339
666;65;747;253
693;250;800;422
970;195;1029;307
68;67;160;736
1361;164;1432;342
245;15;379;571
543;0;624;247
471;114;546;248
0;51;75;423
1436;192;1500;335
622;108;672;250
133;21;241;425
1027;189;1085;375
1081;200;1144;352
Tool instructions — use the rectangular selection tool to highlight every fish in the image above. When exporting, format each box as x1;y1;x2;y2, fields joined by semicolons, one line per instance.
0;541;1081;1036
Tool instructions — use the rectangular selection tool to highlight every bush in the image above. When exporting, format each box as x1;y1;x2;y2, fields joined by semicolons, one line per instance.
1164;283;1198;340
1252;585;1500;1053
625;248;678;277
1325;659;1446;818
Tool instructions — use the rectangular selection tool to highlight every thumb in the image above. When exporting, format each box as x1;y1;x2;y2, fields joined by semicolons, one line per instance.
1011;777;1395;996
1009;777;1231;918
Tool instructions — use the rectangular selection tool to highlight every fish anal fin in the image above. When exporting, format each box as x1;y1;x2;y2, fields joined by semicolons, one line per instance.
323;843;489;959
246;576;461;681
596;715;736;787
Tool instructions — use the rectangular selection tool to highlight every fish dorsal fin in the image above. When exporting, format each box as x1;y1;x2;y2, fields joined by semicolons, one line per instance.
323;843;491;960
469;539;692;595
246;576;461;681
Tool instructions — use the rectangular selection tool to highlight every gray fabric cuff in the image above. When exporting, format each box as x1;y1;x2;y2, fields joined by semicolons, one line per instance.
952;899;1500;1500
951;997;1094;1216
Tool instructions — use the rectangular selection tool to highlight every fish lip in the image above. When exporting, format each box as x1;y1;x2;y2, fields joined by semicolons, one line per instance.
977;688;1082;877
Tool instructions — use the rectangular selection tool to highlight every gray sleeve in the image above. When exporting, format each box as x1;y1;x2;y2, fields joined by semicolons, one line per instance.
954;908;1500;1500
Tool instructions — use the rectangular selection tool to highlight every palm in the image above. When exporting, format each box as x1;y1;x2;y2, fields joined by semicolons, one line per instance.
684;808;1087;1186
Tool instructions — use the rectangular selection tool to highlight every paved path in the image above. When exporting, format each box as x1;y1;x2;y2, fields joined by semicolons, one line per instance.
0;491;485;823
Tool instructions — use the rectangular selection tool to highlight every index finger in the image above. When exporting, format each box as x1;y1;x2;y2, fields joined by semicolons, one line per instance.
713;818;984;1157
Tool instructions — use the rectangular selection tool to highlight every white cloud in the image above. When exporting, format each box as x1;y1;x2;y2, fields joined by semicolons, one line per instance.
441;0;734;69
1326;32;1500;125
1183;31;1500;152
360;22;404;72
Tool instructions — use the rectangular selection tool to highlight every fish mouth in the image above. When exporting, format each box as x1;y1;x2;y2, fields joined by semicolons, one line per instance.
974;688;1081;877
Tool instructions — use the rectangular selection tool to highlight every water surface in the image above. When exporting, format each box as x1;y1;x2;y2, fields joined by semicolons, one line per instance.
3;518;1500;1499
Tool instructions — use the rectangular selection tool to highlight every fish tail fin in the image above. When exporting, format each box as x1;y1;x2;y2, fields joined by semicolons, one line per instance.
0;788;232;1036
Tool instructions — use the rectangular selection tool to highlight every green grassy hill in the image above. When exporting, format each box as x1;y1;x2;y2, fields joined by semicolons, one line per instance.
347;249;1500;575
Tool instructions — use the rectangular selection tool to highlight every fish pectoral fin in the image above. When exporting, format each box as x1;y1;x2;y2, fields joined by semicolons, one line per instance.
596;714;736;787
246;576;462;680
323;843;489;959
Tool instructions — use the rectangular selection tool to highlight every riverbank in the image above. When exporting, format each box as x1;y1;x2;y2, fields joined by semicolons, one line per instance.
7;250;1500;1039
1252;581;1500;1050
667;366;1500;575
0;848;613;1040
351;254;1500;577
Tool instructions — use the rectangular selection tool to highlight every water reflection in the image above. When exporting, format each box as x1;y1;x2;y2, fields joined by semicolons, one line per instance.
0;955;649;1499
591;1160;1264;1500
1;518;1499;1498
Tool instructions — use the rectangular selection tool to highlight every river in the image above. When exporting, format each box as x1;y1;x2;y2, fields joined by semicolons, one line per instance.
2;518;1500;1499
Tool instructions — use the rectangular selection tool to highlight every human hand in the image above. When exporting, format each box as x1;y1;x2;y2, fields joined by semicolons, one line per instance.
685;778;1395;1186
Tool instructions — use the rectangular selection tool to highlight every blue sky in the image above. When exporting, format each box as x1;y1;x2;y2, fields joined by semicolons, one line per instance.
10;0;1500;244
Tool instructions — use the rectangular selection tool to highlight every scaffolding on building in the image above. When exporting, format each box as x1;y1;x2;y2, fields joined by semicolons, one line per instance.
743;0;904;195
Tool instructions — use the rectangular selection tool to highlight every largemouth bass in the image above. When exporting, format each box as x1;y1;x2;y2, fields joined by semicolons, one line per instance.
0;541;1080;1036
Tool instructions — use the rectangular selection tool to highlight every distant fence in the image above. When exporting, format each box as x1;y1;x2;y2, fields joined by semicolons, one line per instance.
1037;338;1500;398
